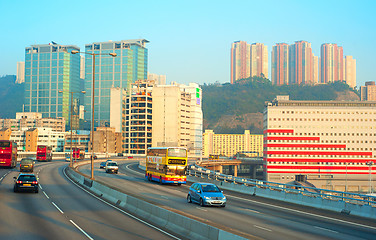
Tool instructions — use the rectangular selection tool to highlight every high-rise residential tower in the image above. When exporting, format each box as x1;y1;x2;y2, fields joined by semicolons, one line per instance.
84;39;149;127
320;43;344;83
24;43;81;123
344;55;356;88
289;41;315;85
271;43;289;85
250;43;268;78
16;62;25;84
231;41;251;83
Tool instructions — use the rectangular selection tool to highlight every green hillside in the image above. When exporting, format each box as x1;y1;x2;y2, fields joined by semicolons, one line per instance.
0;75;24;118
201;77;359;134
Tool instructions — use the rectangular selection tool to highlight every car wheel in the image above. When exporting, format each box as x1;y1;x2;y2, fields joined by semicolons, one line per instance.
159;177;162;184
187;194;192;203
13;186;17;193
148;174;151;181
221;204;226;208
200;198;205;207
35;189;39;193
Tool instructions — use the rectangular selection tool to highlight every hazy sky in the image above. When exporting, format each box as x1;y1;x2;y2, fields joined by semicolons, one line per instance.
0;0;375;87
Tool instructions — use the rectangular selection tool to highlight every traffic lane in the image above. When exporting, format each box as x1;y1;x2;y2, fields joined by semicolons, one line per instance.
124;161;376;230
0;164;86;240
41;161;179;240
88;161;376;240
80;163;327;239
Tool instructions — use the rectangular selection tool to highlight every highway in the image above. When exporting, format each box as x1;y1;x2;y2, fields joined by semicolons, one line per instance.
78;159;376;240
0;161;180;240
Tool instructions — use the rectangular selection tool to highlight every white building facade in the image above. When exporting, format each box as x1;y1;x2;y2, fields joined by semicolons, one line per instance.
264;96;376;193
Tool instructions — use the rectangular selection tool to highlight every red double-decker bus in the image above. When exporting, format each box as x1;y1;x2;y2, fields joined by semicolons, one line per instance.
0;140;17;168
72;148;84;160
37;145;52;162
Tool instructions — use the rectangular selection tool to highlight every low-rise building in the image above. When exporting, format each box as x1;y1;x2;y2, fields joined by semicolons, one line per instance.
203;130;263;158
0;127;65;152
0;112;65;132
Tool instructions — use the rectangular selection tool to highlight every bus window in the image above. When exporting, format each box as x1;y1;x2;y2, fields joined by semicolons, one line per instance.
168;148;186;158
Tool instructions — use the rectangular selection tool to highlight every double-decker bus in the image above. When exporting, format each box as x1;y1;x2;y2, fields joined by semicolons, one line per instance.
72;148;85;160
146;147;187;185
0;140;17;168
37;145;52;162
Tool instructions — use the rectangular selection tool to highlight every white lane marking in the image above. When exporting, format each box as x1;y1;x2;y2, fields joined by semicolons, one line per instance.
70;220;94;240
39;184;43;190
126;163;143;175
254;225;272;232
228;195;376;230
246;209;260;214
52;202;64;214
43;191;49;199
1;171;10;181
196;207;207;211
161;196;169;199
314;226;339;233
63;167;181;240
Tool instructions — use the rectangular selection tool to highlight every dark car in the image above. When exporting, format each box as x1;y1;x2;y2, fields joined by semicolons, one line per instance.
13;173;39;193
117;153;124;157
20;158;34;172
100;160;112;169
187;182;226;207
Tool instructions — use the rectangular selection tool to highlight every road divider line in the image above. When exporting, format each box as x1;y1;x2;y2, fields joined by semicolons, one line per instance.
254;225;272;232
126;163;143;175
246;209;260;214
69;220;93;240
43;191;49;199
39;184;43;190
52;202;64;214
196;207;207;211
314;226;338;233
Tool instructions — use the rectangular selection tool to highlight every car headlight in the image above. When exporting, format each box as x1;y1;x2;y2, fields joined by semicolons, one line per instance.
204;196;210;200
222;196;226;200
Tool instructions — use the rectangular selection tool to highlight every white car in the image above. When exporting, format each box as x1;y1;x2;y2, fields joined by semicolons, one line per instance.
105;161;118;174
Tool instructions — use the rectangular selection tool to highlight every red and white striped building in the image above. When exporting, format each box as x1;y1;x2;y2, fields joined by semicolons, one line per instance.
264;96;376;193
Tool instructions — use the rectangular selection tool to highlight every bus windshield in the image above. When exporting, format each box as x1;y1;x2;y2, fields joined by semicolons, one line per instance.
167;148;186;158
0;142;10;148
166;165;186;175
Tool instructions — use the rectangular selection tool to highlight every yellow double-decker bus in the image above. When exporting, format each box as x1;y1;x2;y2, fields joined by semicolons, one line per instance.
146;147;187;185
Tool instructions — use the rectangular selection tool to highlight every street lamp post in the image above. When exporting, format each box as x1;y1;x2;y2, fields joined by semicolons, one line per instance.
59;90;86;168
71;50;116;180
367;161;374;194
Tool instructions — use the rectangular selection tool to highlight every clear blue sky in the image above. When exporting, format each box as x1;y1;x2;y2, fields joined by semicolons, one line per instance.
0;0;375;87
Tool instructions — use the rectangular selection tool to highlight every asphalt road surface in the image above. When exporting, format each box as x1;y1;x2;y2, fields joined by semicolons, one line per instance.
0;161;180;240
78;159;376;240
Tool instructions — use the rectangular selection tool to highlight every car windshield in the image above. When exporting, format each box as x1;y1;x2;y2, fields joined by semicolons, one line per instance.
18;175;37;181
201;184;220;192
108;162;117;166
21;160;33;164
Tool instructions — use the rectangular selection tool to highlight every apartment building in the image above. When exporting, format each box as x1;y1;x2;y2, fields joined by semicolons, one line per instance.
0;112;65;132
203;130;263;158
123;80;153;155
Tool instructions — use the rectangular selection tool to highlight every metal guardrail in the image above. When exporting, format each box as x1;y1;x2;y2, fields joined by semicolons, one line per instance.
188;164;376;207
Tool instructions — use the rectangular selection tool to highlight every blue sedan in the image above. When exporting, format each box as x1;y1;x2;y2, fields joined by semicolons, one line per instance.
187;182;226;207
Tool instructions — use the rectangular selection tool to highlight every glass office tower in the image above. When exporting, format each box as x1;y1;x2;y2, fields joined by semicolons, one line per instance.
84;39;149;127
24;43;81;124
